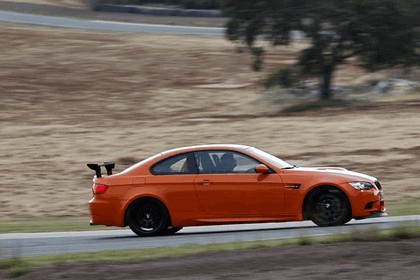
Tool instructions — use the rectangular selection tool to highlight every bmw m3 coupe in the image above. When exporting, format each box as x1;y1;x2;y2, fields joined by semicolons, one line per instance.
88;144;386;236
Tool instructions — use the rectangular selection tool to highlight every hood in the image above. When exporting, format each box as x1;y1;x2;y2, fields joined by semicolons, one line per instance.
295;166;377;183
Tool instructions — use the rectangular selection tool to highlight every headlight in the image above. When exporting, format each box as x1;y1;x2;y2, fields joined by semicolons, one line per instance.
349;181;374;190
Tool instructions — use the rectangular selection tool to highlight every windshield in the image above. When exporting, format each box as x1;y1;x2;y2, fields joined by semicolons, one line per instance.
246;147;293;169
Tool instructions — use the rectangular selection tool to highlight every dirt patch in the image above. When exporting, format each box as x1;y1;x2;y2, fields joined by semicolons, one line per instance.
1;239;420;279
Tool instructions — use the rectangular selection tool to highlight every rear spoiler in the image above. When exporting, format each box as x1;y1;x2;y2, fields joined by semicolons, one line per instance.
87;162;115;178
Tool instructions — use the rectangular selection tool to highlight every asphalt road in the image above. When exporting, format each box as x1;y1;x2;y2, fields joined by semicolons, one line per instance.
1;215;419;258
0;10;224;35
0;10;306;38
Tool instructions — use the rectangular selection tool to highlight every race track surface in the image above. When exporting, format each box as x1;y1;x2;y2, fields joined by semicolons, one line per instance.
1;215;419;258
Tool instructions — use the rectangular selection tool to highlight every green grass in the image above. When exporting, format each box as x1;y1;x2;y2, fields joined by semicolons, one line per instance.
386;199;420;216
0;200;418;234
0;217;113;234
0;256;28;278
1;226;419;277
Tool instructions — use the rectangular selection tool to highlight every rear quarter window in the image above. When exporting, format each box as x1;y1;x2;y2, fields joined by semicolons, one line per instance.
150;153;192;175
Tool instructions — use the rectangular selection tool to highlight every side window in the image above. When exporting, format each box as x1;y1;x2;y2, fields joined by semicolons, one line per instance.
232;152;260;173
195;151;218;174
195;151;260;174
151;153;192;175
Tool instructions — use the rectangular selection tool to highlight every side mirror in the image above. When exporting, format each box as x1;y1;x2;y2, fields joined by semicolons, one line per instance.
255;164;269;174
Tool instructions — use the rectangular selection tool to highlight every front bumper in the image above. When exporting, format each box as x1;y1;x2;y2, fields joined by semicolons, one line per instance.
355;210;388;220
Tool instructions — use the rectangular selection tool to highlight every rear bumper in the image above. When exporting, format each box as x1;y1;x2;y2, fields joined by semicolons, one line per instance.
89;197;125;227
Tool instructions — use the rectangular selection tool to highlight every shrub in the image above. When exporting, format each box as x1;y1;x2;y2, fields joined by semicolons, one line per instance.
264;68;298;88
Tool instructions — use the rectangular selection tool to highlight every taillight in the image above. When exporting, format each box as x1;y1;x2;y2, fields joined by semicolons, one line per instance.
92;184;109;195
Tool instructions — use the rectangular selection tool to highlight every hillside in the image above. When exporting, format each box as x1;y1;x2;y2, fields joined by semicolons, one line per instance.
0;21;419;218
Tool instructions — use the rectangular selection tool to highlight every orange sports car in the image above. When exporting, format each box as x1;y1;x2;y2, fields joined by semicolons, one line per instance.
88;144;386;236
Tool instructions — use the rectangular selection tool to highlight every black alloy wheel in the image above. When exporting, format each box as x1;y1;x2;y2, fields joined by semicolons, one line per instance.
127;200;169;237
307;188;351;226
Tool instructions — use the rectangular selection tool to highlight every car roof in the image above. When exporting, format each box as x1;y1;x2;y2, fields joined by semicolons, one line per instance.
118;144;254;176
161;144;251;155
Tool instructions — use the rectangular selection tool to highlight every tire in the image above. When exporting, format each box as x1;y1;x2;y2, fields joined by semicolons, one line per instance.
126;199;169;237
306;187;351;226
163;227;183;235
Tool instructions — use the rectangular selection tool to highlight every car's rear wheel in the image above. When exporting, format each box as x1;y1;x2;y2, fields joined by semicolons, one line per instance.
126;199;169;237
307;187;351;226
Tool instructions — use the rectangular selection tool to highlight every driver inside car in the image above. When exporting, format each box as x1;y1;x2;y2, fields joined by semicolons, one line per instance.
220;153;237;173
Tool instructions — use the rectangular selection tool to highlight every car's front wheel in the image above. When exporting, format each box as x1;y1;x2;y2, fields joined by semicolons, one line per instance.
126;199;169;237
306;187;351;226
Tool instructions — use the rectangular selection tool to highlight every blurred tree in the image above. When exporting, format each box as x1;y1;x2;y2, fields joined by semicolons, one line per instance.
223;0;419;100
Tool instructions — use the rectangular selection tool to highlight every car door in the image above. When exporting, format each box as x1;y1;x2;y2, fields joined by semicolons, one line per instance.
193;150;285;217
147;152;201;214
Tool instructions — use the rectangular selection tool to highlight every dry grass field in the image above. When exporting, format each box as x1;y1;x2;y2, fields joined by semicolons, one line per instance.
0;18;419;219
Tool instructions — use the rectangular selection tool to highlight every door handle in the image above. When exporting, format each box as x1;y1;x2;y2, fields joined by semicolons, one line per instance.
198;180;213;186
